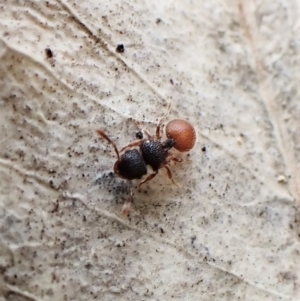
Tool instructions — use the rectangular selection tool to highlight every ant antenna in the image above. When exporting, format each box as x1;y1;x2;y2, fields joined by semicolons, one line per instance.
165;102;171;117
96;129;120;160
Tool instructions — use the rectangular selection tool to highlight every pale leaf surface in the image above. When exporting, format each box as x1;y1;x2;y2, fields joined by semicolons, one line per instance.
0;1;299;300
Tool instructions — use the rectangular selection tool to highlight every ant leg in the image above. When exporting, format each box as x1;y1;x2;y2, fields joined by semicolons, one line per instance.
120;140;143;152
143;130;152;139
96;129;120;160
170;154;194;165
170;157;183;163
137;171;158;188
166;154;183;164
121;188;133;216
155;102;171;140
155;120;163;140
164;166;178;186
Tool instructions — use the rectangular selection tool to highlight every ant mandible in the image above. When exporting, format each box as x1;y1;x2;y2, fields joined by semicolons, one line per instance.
96;104;196;215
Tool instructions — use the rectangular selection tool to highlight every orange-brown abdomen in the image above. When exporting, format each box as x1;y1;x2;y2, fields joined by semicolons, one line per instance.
165;119;196;152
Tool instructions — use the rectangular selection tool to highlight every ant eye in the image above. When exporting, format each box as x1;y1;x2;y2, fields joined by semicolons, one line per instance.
136;131;143;139
165;119;196;152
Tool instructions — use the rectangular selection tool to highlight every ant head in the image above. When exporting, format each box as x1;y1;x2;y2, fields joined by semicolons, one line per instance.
114;149;147;180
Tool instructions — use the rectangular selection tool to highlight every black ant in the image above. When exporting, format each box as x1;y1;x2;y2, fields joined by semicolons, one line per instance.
96;104;196;215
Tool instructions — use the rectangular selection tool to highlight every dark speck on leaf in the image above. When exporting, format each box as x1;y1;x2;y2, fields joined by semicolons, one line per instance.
45;48;53;58
116;44;124;53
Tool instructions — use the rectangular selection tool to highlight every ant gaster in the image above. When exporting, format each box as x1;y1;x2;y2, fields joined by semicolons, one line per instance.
96;104;192;215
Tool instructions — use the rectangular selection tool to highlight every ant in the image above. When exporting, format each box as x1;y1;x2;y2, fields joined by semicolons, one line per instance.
96;104;196;215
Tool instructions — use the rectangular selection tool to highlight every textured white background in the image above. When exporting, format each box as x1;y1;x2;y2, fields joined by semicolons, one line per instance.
0;0;300;300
